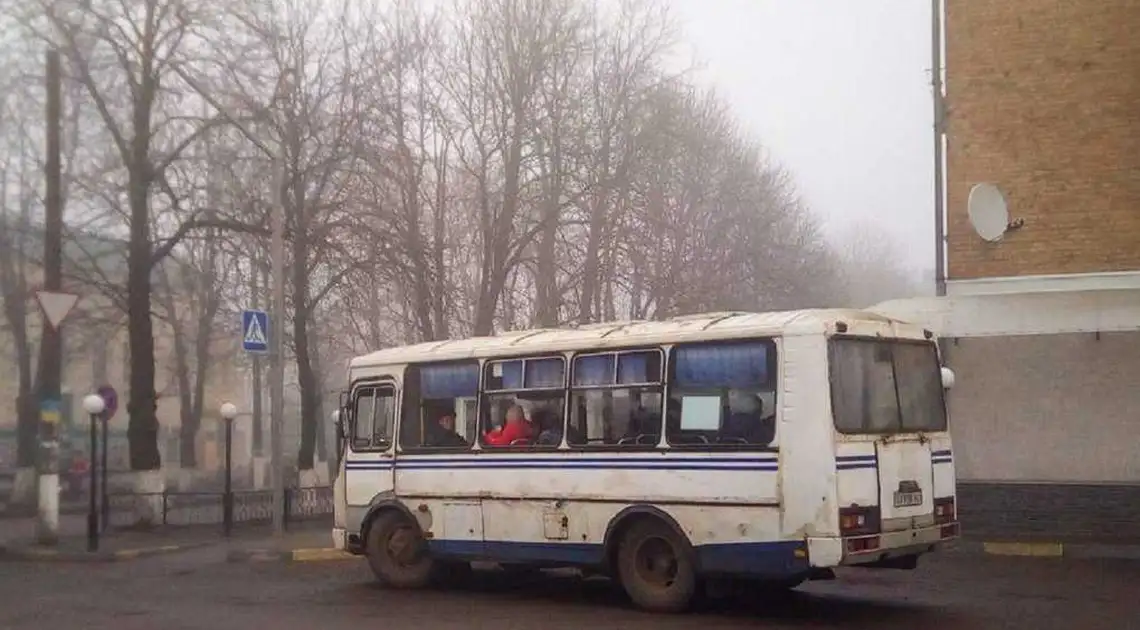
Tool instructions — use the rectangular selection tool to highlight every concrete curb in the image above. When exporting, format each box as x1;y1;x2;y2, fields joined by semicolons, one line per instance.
0;540;216;563
226;547;354;564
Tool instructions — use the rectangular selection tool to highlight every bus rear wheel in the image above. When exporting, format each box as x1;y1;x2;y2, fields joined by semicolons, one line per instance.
365;511;434;589
616;519;698;613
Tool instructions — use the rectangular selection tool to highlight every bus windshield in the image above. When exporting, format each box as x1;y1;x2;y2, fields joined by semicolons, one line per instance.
829;338;947;434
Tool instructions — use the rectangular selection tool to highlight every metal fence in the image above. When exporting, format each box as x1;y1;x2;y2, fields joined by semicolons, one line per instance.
102;486;333;530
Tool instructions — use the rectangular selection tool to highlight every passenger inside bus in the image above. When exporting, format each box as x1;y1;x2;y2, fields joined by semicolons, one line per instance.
424;410;467;447
484;404;535;446
722;390;775;445
620;404;661;445
666;390;775;446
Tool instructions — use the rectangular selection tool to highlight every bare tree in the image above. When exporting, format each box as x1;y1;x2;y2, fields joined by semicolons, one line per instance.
831;219;922;307
19;0;237;489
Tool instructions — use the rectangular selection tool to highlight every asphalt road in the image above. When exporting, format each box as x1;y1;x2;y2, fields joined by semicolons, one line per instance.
1;549;1138;630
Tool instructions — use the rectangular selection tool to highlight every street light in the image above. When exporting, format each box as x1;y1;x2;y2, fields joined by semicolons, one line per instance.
220;402;239;536
82;394;105;553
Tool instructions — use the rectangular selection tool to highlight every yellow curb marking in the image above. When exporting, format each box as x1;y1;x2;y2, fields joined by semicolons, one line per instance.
290;548;352;562
983;542;1064;557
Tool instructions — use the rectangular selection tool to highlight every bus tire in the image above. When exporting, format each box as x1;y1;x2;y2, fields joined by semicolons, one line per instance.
617;519;698;613
365;511;434;589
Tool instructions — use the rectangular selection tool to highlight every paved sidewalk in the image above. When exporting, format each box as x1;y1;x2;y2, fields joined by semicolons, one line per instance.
0;517;333;563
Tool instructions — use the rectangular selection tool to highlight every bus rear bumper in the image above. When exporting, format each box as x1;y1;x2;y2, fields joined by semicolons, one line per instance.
806;522;959;567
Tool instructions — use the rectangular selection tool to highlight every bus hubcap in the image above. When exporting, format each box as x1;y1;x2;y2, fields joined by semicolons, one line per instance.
635;537;678;587
387;526;423;566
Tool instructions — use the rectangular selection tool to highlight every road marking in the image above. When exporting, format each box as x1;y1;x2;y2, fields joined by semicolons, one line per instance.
290;548;352;562
983;541;1064;557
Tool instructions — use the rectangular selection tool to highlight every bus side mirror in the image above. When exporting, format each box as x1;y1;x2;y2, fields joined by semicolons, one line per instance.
334;408;353;439
940;367;956;390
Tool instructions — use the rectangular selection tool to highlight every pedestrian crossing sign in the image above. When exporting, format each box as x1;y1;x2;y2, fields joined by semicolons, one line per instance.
241;309;270;353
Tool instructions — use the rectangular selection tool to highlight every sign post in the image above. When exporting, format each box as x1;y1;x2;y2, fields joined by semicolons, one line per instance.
241;309;280;532
35;290;78;546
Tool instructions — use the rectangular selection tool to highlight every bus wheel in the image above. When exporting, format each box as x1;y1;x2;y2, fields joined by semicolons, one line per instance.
366;512;434;589
617;519;697;613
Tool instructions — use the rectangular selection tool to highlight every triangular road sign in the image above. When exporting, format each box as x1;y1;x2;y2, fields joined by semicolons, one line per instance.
244;313;268;346
36;291;79;329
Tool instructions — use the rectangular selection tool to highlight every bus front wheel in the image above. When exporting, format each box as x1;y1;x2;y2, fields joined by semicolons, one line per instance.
616;519;698;613
365;511;434;589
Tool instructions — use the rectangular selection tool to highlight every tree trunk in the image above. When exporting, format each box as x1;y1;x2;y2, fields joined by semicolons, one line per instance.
534;136;561;328
174;318;195;468
430;146;450;339
293;302;320;470
14;329;35;469
126;166;161;471
292;210;320;470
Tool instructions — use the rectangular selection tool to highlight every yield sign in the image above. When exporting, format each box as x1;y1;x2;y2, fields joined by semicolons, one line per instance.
36;291;79;330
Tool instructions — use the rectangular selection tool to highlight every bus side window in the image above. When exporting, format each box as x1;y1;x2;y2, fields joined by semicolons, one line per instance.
481;357;566;449
667;340;777;448
401;362;479;450
353;385;396;451
568;350;664;448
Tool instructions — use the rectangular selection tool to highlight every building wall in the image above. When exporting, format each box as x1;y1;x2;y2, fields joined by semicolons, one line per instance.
944;332;1140;544
944;0;1140;280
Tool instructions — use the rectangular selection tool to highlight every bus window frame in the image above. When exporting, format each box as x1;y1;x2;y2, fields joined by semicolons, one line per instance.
398;360;481;454
346;377;400;454
827;335;948;436
478;353;569;451
566;347;666;452
664;337;780;453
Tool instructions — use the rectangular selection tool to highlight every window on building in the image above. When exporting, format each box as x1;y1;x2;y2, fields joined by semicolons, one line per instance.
666;340;777;448
567;350;664;448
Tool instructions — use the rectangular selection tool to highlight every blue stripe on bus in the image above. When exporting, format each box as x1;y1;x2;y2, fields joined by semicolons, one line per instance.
836;454;877;471
344;456;780;472
426;539;810;579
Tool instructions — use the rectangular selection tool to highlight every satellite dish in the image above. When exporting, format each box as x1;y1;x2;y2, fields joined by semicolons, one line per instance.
967;183;1010;242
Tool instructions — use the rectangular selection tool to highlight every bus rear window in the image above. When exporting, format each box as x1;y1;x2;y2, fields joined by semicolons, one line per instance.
829;339;947;434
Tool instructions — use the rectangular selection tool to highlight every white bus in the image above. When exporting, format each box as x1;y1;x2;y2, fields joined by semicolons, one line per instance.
332;309;959;612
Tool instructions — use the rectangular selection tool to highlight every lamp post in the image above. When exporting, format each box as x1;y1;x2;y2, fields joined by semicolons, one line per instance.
220;402;238;537
82;394;105;552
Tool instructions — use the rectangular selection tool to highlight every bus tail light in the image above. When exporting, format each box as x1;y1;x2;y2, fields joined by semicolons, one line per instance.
839;505;880;536
934;497;956;524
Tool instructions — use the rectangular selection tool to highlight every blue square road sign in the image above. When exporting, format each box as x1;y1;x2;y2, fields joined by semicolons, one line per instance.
241;309;270;353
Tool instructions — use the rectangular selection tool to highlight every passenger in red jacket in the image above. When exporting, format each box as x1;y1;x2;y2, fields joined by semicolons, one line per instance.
484;404;535;446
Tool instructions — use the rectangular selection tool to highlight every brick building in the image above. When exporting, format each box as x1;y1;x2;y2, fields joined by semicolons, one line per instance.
876;0;1140;543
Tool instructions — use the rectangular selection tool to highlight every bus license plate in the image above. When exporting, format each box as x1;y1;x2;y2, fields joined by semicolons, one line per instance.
894;490;923;507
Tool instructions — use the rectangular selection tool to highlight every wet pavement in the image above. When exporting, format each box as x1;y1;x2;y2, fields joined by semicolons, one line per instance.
0;546;1137;630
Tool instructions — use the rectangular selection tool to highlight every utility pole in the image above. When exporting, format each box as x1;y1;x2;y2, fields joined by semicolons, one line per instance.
269;67;293;535
250;252;263;456
35;50;64;545
270;152;286;535
932;0;947;297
